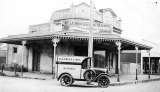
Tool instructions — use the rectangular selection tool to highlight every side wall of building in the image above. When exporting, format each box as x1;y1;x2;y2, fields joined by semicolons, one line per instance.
27;43;75;73
7;44;28;70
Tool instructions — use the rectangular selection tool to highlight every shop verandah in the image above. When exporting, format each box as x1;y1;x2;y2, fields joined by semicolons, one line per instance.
0;31;152;76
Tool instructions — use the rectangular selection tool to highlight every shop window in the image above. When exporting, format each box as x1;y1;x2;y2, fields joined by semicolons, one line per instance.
94;51;106;68
75;46;88;56
13;47;17;53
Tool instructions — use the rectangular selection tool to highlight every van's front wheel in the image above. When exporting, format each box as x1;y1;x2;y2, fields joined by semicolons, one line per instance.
60;74;73;87
97;75;110;88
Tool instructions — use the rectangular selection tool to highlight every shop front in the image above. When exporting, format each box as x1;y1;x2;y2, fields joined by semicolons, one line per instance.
0;2;152;75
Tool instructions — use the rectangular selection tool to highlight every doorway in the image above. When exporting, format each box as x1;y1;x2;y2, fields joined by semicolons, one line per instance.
33;50;40;71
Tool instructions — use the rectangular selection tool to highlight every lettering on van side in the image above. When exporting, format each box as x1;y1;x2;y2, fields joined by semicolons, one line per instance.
63;67;75;70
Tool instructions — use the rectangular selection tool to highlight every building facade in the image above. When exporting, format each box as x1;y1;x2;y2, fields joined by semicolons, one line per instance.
0;2;152;74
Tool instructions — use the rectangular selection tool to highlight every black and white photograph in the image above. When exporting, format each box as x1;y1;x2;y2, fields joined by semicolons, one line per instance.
0;0;160;92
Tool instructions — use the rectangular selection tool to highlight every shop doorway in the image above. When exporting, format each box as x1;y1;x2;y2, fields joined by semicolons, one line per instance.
33;50;40;71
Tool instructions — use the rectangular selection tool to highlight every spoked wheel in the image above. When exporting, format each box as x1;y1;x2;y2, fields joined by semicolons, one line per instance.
98;75;110;88
60;74;73;87
83;70;96;81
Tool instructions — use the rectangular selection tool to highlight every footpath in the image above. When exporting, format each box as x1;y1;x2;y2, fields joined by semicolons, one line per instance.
1;70;160;86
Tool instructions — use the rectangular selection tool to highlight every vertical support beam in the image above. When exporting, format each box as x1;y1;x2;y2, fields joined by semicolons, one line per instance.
147;50;151;79
141;54;143;74
52;37;60;79
21;41;27;76
135;46;138;80
88;0;94;69
115;41;121;82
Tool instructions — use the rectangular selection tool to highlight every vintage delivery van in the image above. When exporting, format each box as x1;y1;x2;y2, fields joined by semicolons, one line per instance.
56;56;110;87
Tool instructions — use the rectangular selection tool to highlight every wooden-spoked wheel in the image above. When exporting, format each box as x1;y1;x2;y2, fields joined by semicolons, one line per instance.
97;75;110;88
60;74;73;87
83;70;96;81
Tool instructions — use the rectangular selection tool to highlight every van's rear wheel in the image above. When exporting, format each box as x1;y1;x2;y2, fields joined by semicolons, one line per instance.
60;74;73;87
98;75;110;88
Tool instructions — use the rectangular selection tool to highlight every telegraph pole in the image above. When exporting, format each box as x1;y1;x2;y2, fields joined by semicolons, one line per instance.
86;0;94;85
88;0;94;69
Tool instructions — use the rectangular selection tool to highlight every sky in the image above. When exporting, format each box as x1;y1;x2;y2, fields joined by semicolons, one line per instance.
0;0;160;46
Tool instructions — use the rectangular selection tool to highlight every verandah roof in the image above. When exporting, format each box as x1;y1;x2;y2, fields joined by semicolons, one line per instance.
0;31;152;50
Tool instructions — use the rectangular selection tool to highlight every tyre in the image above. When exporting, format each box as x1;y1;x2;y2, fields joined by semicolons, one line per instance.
97;75;110;88
60;74;73;87
83;70;96;81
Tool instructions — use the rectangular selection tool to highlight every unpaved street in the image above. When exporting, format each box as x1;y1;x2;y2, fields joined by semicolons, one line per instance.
0;76;160;92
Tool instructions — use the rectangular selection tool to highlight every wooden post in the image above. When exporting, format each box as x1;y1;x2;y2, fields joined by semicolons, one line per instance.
135;46;138;80
88;0;94;69
148;50;151;79
141;53;143;74
115;42;121;82
21;41;27;76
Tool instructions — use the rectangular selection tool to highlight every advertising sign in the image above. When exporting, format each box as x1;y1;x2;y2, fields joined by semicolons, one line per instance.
57;56;86;63
62;21;112;34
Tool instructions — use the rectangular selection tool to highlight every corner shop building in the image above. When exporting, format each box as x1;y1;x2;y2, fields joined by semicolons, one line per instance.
0;2;152;74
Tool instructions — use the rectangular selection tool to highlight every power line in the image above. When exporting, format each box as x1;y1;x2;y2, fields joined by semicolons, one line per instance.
121;0;160;28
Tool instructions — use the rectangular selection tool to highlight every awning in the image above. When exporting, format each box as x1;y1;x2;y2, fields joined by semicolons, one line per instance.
0;31;152;50
121;38;152;50
0;31;121;44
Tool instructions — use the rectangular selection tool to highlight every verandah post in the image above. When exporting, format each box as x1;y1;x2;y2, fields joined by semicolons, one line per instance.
135;46;138;80
52;37;60;79
115;41;121;82
21;41;27;76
